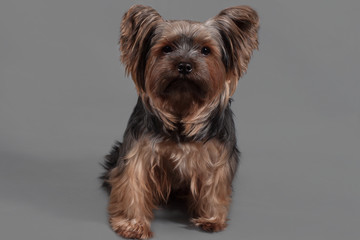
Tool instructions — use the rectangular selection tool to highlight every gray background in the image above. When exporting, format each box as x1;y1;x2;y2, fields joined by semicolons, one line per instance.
1;0;359;239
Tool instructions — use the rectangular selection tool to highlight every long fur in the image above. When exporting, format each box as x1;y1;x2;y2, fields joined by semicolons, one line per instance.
101;5;259;239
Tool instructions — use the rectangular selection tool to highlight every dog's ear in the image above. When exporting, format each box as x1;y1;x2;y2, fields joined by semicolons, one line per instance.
120;5;163;93
207;6;259;94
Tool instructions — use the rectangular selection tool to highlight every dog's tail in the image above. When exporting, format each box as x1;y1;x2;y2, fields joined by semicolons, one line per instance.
100;141;122;193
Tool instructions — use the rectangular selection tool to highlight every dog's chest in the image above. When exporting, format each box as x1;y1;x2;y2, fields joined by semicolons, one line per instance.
154;139;221;179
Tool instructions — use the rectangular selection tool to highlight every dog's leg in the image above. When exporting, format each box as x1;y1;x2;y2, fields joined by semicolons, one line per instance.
189;146;233;232
107;140;155;239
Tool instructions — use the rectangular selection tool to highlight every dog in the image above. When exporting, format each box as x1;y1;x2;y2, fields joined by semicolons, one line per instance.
101;5;259;239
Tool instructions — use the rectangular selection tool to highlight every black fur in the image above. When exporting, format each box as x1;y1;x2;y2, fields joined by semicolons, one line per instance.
101;97;240;191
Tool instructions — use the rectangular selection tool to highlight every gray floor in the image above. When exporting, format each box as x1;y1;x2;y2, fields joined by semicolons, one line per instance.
1;0;359;239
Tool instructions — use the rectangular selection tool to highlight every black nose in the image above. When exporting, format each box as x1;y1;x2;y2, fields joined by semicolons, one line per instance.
178;62;192;74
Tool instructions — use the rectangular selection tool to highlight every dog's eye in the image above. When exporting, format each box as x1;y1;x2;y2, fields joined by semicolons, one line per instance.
162;46;173;53
201;47;211;55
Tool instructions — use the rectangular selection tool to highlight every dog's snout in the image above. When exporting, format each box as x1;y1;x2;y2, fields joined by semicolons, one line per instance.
178;62;192;74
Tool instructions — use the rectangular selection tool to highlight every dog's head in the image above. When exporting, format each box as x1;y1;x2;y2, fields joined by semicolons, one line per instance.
120;5;259;128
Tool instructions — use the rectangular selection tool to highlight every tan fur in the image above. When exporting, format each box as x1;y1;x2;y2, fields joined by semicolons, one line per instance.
108;136;234;237
207;6;259;95
107;4;259;239
143;21;229;135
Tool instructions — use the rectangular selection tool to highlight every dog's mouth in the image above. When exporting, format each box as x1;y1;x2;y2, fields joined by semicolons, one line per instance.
156;77;208;116
161;77;208;98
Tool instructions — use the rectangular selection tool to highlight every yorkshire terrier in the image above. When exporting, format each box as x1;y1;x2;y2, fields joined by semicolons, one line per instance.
101;5;259;239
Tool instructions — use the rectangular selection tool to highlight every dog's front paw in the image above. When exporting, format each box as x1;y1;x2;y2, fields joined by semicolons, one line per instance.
192;217;227;232
109;217;153;239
